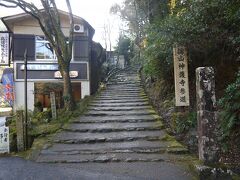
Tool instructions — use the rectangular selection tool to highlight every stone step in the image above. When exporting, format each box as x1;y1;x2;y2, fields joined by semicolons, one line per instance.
94;96;146;100
87;106;152;111
100;92;141;95
96;96;147;99
72;115;159;123
84;110;155;116
91;99;148;104
37;153;187;163
107;83;141;86
54;130;166;144
106;87;142;91
106;88;143;92
102;89;141;92
89;102;149;107
41;140;172;153
63;122;163;133
107;81;140;84
99;94;142;97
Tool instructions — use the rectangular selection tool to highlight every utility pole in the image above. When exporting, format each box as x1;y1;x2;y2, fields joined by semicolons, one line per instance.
24;49;28;149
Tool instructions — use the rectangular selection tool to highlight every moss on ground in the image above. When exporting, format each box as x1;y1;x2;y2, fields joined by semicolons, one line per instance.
10;94;95;159
161;134;187;151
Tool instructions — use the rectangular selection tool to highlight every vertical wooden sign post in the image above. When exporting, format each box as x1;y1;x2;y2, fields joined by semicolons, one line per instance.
173;46;190;107
16;110;26;151
50;92;57;119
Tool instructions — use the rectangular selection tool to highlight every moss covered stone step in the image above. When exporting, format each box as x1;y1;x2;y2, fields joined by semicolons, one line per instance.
94;96;146;101
91;99;148;104
53;130;166;144
63;122;164;133
101;90;141;93
41;140;172;153
87;106;152;111
106;88;142;91
99;93;142;96
107;83;141;86
84;110;155;116
37;153;191;163
40;146;188;156
89;102;149;107
72;115;159;123
98;94;145;98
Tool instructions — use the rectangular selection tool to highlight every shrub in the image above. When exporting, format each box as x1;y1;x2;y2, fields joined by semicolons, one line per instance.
171;111;197;134
218;71;240;140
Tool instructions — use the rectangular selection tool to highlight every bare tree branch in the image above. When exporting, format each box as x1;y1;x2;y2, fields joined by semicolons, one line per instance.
0;2;17;8
0;0;76;110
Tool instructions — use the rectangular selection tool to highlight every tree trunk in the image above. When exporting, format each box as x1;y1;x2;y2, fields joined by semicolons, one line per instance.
62;65;75;111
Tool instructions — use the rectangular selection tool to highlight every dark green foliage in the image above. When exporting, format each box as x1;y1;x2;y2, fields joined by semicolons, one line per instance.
115;35;134;65
171;111;197;134
218;71;240;140
144;0;240;72
34;101;43;113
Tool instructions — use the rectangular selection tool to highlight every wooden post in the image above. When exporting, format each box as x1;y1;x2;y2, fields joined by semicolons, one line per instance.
50;92;57;119
196;67;219;163
16;110;26;151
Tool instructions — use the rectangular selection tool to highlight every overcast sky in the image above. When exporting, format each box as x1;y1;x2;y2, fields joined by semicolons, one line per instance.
0;0;124;49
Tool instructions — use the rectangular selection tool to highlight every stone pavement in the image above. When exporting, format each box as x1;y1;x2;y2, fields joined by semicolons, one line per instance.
36;67;196;179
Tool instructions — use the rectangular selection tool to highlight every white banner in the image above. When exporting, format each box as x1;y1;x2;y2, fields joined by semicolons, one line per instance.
173;46;190;106
0;126;9;153
0;117;6;127
0;33;10;66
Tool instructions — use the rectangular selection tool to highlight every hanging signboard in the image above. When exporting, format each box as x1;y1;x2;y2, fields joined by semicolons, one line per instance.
20;64;59;71
0;33;10;66
173;46;190;106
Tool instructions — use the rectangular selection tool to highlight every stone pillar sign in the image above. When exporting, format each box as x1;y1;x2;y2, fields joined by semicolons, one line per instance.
196;67;219;163
16;110;27;151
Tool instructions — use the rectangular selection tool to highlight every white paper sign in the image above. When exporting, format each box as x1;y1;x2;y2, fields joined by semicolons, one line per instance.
0;33;9;65
0;126;9;153
0;117;6;127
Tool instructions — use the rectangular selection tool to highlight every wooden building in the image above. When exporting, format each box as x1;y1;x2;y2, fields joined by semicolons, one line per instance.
1;10;102;110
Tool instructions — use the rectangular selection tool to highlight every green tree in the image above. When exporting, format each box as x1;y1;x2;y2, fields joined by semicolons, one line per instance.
115;35;133;65
0;0;75;110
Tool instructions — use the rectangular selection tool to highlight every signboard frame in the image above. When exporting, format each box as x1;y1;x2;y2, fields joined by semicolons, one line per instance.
0;32;10;66
173;46;190;106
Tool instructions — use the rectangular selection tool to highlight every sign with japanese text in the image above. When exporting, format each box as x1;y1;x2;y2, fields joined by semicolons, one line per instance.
20;64;59;71
173;46;190;106
54;71;78;79
0;33;10;66
50;92;57;119
0;126;9;153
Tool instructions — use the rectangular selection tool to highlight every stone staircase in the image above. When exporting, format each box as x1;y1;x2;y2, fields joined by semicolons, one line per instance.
36;68;189;164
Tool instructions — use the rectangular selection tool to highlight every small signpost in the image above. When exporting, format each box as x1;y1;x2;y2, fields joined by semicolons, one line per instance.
173;46;190;106
0;32;10;66
0;117;10;153
50;92;57;119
